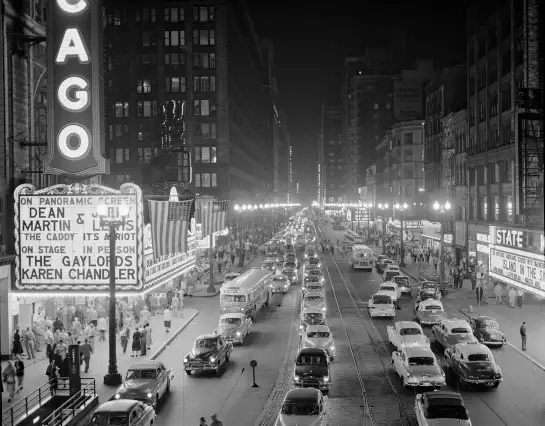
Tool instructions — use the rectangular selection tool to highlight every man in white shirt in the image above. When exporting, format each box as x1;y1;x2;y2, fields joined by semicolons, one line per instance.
97;317;108;341
163;307;172;332
45;326;55;361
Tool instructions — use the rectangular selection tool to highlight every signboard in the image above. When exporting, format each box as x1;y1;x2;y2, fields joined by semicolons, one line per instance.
391;220;423;230
143;224;197;289
394;80;423;120
422;221;441;241
45;0;109;177
14;183;144;292
68;344;81;396
492;226;545;254
454;221;467;248
489;246;545;297
353;209;369;222
476;232;490;255
443;234;453;245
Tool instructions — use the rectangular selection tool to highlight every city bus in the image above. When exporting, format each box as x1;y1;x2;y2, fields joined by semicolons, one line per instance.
350;244;375;271
345;229;365;244
220;268;273;320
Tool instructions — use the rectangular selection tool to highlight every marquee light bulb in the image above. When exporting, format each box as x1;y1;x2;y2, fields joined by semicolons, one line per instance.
57;124;90;160
56;0;88;14
57;76;90;112
55;28;90;64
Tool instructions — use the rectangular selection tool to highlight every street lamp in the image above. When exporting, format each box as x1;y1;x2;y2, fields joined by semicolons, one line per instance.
433;200;452;289
394;202;409;267
97;203;130;386
377;203;389;254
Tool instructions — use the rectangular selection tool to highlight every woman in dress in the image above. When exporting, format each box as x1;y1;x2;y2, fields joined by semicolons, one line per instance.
2;361;17;403
14;356;25;391
12;325;24;358
131;328;141;357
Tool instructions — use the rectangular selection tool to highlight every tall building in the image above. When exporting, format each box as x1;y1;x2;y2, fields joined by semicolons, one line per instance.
320;105;343;204
102;1;273;204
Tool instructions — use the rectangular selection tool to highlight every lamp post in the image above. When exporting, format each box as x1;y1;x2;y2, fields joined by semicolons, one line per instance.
394;203;409;267
377;203;389;254
97;204;130;386
433;200;452;289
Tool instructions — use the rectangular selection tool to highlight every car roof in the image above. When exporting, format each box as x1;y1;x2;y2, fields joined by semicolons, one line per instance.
456;342;492;357
440;319;470;329
195;334;220;340
284;388;321;403
298;347;328;356
305;325;330;333
404;346;434;358
302;307;323;314
374;291;393;298
225;272;240;277
474;315;497;322
304;292;324;297
95;400;141;413
396;321;421;330
380;282;397;288
419;299;443;308
127;361;162;370
220;313;245;319
422;391;464;405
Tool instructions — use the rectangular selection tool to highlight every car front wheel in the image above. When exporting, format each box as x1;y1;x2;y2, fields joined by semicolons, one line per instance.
185;370;192;375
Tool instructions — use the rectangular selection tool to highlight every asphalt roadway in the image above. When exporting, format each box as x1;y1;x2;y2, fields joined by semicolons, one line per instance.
317;222;545;426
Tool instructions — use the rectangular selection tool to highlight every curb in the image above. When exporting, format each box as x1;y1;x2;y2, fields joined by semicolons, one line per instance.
443;302;545;372
191;289;220;298
149;310;199;360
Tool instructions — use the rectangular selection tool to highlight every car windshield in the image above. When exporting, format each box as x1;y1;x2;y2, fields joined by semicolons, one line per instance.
309;258;320;265
400;328;421;336
423;283;437;289
308;270;321;275
305;296;323;302
451;328;471;334
478;319;500;329
372;295;392;304
221;294;246;303
195;339;216;349
381;286;395;292
281;403;320;415
220;317;241;325
297;355;327;365
285;263;296;268
426;402;469;420
385;272;400;278
468;353;491;362
421;293;435;301
303;313;324;324
425;305;442;311
91;413;129;426
307;286;322;292
409;357;434;366
273;276;286;281
307;332;330;338
126;369;156;380
393;277;409;285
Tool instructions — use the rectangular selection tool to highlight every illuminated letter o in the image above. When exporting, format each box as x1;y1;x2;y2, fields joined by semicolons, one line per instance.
56;0;88;14
57;77;90;112
57;124;91;160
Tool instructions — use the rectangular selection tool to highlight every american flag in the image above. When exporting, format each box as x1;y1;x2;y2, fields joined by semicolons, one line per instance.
148;199;194;258
196;199;229;237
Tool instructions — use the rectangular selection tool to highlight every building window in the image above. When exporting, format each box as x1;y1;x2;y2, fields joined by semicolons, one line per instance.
164;30;185;46
193;6;214;22
164;7;184;22
403;133;413;145
506;196;513;221
165;77;186;93
194;173;217;187
194;146;217;163
123;101;129;117
137;80;152;94
193;99;211;116
142;31;150;47
137;101;158;117
164;53;184;66
490;92;498;116
194;29;215;45
193;76;216;93
115;125;122;140
200;123;217;140
114;102;124;117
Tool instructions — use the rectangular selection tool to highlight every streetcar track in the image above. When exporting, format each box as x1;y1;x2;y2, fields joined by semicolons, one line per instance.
314;223;410;426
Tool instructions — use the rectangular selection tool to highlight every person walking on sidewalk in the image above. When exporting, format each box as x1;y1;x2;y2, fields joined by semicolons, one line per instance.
164;306;172;333
494;282;503;304
14;356;25;391
508;286;517;308
120;325;130;354
131;328;141;357
146;322;153;350
97;316;107;342
2;361;17;402
140;325;148;356
79;339;93;373
520;322;527;351
516;288;524;308
11;325;24;358
46;360;58;395
23;326;36;359
210;413;223;426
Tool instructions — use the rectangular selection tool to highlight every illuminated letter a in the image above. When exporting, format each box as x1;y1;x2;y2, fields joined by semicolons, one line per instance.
55;28;90;64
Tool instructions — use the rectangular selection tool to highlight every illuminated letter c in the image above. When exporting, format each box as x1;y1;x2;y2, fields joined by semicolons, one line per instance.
56;0;88;14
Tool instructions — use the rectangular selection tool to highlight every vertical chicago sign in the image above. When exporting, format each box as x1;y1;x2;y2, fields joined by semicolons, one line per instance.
45;0;109;177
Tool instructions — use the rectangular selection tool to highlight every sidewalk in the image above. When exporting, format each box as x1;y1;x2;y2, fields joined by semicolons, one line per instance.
190;254;265;297
1;307;198;409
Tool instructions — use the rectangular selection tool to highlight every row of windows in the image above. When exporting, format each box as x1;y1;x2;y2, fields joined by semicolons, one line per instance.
110;148;159;164
468;196;513;222
109;6;214;26
163;30;216;47
109;99;216;119
195;173;218;187
194;146;217;163
194;123;217;140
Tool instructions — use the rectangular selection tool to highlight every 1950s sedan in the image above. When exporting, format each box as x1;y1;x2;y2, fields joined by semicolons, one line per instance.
183;334;233;375
275;388;330;426
387;321;430;350
113;361;173;408
414;391;472;426
300;324;336;359
445;342;503;388
302;292;326;312
299;307;326;334
392;346;445;389
432;319;478;350
214;313;252;344
92;400;156;426
469;316;506;347
270;274;290;293
415;299;447;326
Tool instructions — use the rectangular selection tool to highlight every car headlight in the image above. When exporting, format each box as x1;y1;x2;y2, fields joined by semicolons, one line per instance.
210;357;216;363
300;325;304;329
184;357;188;363
147;392;152;398
284;285;288;288
323;376;329;382
322;307;326;311
236;331;241;336
115;394;121;399
330;345;335;350
270;284;273;288
294;375;300;381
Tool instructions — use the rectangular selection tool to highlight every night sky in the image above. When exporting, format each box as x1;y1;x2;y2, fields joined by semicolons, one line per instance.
249;0;466;199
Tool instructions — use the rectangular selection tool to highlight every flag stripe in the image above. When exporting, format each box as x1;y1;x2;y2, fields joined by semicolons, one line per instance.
148;199;193;258
196;199;228;237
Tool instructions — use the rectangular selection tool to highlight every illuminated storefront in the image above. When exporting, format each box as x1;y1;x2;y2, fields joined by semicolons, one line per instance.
488;226;545;298
421;220;441;252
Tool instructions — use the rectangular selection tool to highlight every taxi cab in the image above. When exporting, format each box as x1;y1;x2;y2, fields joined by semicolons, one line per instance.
91;400;155;426
432;319;478;350
415;299;447;326
300;325;336;358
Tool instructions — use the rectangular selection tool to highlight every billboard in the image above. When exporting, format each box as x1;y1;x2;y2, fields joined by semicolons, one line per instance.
14;183;144;292
394;80;423;121
45;0;109;177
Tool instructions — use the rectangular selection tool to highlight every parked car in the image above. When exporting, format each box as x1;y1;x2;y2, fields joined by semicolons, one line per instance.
183;334;233;375
415;299;447;326
444;342;503;388
468;316;507;347
214;313;252;345
377;258;394;274
293;348;331;393
368;293;396;318
414;391;472;426
300;325;336;358
432;319;478;350
387;321;430;350
275;388;330;426
113;361;173;408
91;400;155;426
392;346;445;389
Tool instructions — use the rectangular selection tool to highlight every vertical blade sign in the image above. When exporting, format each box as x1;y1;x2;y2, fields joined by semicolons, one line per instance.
45;0;109;177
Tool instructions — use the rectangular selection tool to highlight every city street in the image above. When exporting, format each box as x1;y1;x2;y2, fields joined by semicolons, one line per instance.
317;222;545;426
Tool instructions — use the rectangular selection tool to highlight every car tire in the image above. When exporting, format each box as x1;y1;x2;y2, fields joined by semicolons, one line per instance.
153;395;159;409
166;379;170;392
493;382;500;388
225;354;230;363
185;370;192;375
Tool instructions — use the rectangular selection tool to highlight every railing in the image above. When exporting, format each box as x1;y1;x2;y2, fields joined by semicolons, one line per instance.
41;379;97;426
1;379;69;426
